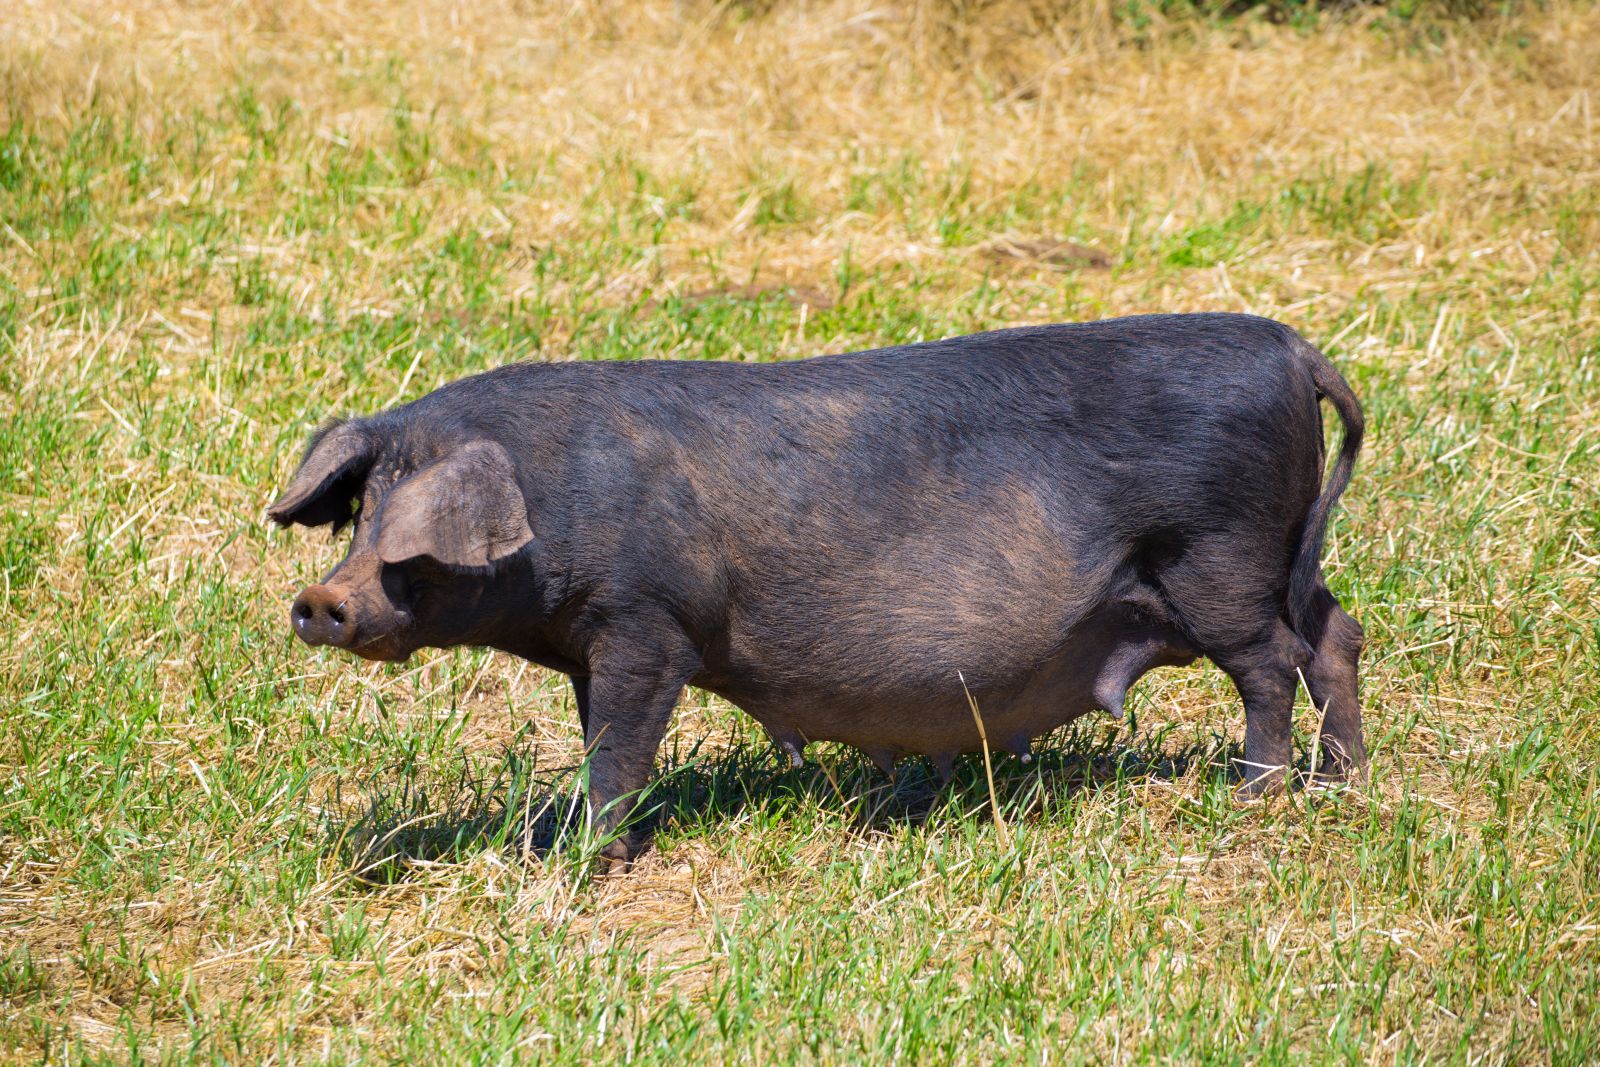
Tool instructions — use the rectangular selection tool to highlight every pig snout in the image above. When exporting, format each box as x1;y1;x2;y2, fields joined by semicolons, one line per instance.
290;584;355;648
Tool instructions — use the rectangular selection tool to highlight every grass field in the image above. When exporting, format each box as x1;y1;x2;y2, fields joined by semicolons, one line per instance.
2;0;1599;1061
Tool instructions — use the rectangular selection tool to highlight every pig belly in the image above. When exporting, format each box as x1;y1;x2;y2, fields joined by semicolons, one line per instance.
711;607;1199;771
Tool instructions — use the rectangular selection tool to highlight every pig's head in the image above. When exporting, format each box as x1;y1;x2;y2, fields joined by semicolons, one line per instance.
268;421;535;662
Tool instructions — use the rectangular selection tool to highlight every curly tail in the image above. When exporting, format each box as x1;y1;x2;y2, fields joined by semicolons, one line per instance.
1287;336;1364;642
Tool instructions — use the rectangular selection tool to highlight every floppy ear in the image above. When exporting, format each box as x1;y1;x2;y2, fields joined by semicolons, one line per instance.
376;440;534;568
268;423;374;529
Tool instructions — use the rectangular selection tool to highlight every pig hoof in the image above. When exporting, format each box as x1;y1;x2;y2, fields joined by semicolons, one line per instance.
1312;740;1368;784
1308;761;1368;791
1233;767;1288;800
597;837;639;876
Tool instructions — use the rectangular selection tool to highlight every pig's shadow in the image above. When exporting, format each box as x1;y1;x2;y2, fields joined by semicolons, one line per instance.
333;719;1253;883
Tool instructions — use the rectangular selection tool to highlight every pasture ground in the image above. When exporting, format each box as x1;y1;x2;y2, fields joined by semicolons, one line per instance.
2;0;1598;1061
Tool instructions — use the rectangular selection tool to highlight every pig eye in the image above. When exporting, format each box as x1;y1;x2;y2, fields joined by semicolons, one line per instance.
330;497;364;536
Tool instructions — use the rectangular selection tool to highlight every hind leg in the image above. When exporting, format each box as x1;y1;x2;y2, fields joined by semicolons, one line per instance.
1210;622;1314;795
1301;585;1367;780
1152;540;1313;795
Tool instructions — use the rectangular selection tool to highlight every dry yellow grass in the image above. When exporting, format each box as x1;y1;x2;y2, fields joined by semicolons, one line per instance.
5;0;1597;315
1;0;1597;1061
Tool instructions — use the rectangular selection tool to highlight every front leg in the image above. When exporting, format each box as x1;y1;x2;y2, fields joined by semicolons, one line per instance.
581;631;698;870
570;674;591;736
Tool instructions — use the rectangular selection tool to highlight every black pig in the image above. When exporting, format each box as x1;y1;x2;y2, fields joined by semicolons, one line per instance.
270;313;1366;866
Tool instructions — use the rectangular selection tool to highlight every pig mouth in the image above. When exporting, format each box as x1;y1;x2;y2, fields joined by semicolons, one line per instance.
350;634;413;663
346;612;417;663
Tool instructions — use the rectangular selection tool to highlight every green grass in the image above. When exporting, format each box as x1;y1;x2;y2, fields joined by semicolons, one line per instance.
2;0;1598;1061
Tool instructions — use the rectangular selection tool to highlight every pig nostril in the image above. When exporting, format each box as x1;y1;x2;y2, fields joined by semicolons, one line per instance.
328;604;346;626
292;601;313;625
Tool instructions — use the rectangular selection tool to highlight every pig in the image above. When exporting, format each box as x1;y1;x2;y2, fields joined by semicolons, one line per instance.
270;313;1366;866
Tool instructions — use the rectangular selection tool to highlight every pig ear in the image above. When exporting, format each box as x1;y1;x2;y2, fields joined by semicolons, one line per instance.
268;423;374;529
376;440;534;569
